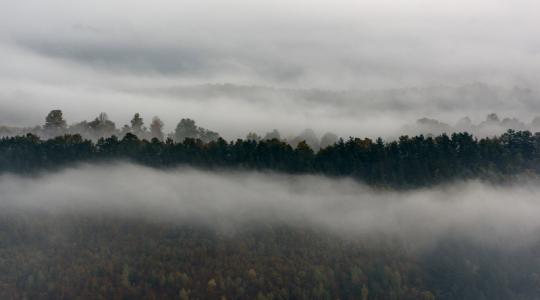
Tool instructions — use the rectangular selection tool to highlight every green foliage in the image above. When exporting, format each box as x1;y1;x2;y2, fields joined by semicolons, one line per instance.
0;213;436;300
2;213;538;299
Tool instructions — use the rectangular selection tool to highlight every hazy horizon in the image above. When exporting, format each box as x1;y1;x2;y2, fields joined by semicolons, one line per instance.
2;0;540;139
3;2;540;298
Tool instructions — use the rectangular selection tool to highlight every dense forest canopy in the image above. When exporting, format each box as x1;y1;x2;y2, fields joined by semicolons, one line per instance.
6;211;536;300
1;110;539;187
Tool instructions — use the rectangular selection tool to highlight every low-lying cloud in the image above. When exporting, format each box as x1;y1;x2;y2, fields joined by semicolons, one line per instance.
2;0;540;139
2;163;540;250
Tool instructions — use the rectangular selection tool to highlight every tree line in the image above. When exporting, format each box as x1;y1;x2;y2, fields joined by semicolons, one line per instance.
1;111;539;187
404;113;540;138
0;110;222;143
1;110;339;149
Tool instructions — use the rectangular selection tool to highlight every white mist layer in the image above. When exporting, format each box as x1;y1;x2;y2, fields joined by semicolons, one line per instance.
1;163;539;249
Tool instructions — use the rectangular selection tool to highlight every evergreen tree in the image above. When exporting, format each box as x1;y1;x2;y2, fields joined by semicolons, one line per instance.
150;116;164;140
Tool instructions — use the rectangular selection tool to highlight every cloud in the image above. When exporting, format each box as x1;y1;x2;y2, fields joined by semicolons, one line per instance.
2;163;540;250
1;0;540;139
5;0;540;87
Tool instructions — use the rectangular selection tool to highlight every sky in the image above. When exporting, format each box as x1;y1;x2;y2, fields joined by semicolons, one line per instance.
1;0;540;138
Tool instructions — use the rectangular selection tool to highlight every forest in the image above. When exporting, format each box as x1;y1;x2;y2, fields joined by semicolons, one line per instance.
5;0;540;298
1;110;539;187
2;109;540;300
4;212;539;300
2;169;540;300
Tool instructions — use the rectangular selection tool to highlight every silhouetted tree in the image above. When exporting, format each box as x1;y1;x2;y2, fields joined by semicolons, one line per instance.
199;128;220;143
264;129;281;141
88;112;116;139
174;119;199;142
320;132;339;149
150;116;164;140
290;129;319;150
43;110;67;137
246;132;261;142
130;113;145;137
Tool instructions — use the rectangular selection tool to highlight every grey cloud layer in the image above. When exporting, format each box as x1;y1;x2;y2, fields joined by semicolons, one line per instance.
5;0;539;87
2;163;540;249
1;0;540;138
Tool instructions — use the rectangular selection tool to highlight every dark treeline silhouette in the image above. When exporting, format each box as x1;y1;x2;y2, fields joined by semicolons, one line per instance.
1;126;539;187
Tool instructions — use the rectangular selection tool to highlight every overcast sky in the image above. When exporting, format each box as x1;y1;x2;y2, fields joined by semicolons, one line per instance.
1;0;539;138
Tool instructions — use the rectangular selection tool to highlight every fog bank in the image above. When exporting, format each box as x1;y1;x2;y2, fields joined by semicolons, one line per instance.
1;163;539;249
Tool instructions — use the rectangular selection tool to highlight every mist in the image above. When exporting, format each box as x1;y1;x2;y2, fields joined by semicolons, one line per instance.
2;0;540;139
2;162;539;250
4;1;540;298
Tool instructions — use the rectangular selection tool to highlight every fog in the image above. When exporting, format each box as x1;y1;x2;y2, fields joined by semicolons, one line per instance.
2;0;540;139
2;163;539;250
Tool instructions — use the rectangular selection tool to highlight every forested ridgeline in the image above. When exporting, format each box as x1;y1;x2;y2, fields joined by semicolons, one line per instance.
1;128;539;187
1;212;537;300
